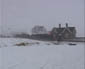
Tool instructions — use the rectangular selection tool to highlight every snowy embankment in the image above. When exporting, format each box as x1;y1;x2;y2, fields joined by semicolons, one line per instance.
0;38;84;69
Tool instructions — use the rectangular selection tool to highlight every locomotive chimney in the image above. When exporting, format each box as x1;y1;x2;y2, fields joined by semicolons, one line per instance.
59;24;61;28
66;23;68;28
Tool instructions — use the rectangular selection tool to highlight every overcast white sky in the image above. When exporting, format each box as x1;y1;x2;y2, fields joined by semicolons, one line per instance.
0;0;84;36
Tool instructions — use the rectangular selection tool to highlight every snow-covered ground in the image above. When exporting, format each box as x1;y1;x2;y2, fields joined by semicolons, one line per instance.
0;38;84;69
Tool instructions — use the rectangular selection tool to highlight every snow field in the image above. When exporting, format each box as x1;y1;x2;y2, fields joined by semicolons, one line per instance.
0;38;84;69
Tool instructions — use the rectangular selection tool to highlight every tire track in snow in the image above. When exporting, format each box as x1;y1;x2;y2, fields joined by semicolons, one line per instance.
7;60;26;69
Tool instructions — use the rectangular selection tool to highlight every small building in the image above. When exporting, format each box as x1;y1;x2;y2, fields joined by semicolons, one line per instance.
31;26;52;40
31;26;48;35
51;23;76;41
